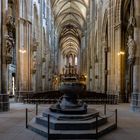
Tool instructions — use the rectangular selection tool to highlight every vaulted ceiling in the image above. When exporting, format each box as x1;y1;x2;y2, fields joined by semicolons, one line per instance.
51;0;89;56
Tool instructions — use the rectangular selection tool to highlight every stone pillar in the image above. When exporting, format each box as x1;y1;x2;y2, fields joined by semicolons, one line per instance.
0;0;9;111
72;55;75;66
114;24;123;101
131;0;140;111
81;35;86;75
0;0;2;95
86;44;90;90
60;54;64;74
16;19;31;101
31;39;38;91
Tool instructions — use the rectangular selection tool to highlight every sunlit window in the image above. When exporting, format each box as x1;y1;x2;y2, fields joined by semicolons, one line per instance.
75;56;77;65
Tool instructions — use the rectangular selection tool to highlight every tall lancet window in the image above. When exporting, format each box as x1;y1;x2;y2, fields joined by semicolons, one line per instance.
75;56;77;65
69;54;73;65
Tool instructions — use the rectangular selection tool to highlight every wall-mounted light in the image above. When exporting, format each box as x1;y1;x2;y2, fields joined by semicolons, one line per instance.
19;49;26;54
118;51;125;56
84;75;87;79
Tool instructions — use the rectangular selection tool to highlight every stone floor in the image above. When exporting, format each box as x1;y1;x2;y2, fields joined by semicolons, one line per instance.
0;99;140;140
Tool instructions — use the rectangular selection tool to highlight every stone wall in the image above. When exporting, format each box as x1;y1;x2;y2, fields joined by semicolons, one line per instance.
0;0;59;107
79;0;140;111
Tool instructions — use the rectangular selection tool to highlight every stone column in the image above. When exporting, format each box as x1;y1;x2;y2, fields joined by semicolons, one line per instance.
0;0;9;111
131;0;140;111
0;0;2;95
60;54;64;74
16;19;31;101
86;43;90;90
31;39;38;91
81;35;86;75
72;55;75;66
114;24;123;101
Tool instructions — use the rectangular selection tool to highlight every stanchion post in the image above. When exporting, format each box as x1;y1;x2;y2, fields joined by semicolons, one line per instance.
115;109;117;128
96;116;98;139
104;103;106;115
26;108;28;128
104;93;107;115
36;103;38;115
48;114;50;140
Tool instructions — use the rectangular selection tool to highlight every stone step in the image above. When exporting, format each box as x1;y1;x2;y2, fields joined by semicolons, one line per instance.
28;118;116;139
36;115;107;130
42;108;99;120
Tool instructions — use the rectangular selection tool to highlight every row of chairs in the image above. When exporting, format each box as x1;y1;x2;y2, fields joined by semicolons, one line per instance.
24;98;57;104
24;95;118;104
